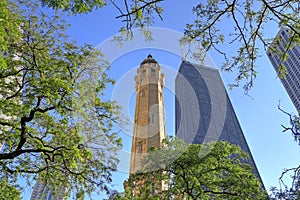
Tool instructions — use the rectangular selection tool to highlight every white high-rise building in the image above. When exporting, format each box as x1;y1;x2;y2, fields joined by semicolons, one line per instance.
267;27;300;112
30;180;66;200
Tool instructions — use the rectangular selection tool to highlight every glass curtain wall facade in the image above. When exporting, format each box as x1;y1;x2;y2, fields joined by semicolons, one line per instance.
175;60;264;186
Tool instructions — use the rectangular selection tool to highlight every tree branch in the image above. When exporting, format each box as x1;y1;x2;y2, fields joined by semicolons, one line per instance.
115;0;164;19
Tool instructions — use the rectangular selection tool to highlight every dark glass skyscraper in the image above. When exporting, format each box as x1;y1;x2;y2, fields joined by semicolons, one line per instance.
175;60;264;185
267;27;300;112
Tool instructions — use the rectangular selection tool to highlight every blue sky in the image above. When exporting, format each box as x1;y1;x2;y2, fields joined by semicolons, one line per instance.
21;1;300;199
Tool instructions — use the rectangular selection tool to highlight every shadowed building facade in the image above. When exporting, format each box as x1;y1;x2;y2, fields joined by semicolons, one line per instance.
175;60;264;186
267;27;300;112
125;55;167;194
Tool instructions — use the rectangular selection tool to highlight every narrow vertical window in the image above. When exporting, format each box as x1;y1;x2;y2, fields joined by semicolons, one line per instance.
141;90;145;97
151;113;154;123
138;141;143;153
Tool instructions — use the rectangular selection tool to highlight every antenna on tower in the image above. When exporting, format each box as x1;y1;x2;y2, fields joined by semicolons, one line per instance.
197;41;205;66
181;44;186;61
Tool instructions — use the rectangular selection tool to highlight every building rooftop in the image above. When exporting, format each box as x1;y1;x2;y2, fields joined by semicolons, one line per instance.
140;54;158;65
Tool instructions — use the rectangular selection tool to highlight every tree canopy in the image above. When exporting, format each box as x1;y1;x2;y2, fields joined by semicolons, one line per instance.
41;0;299;93
122;138;267;200
34;0;299;92
1;0;299;198
0;0;121;198
270;165;300;200
0;179;21;200
182;0;299;92
40;0;164;32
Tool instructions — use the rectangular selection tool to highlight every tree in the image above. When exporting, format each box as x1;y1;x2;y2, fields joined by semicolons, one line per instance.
269;166;300;200
278;105;300;143
40;0;164;33
34;1;299;93
34;0;300;92
0;179;21;200
122;138;267;200
40;0;299;93
182;0;299;92
0;0;121;198
269;106;300;200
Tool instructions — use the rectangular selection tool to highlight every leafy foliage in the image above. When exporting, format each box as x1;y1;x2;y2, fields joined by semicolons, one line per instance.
109;0;164;43
40;0;106;14
40;0;164;33
0;0;121;198
111;0;163;31
39;0;299;93
122;138;267;199
0;0;22;71
183;0;300;92
0;179;21;200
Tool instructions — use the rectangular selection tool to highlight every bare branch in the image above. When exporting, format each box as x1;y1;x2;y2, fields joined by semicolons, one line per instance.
115;0;163;19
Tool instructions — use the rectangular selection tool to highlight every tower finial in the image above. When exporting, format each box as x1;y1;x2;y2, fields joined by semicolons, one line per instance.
141;54;157;64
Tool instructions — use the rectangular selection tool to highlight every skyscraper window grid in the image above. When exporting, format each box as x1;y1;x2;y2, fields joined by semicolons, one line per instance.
267;27;300;112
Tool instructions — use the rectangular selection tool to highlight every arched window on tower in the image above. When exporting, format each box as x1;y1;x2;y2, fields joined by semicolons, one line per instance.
141;89;145;97
151;68;155;74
